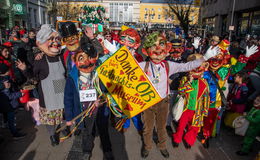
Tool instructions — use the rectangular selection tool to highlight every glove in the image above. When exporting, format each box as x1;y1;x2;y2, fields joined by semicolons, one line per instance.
245;45;259;57
203;46;220;60
192;37;201;49
104;39;118;54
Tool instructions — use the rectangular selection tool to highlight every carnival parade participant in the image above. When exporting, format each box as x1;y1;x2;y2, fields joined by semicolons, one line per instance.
139;31;220;158
59;22;103;73
16;24;65;146
202;39;259;148
64;41;114;160
172;53;210;149
104;26;144;134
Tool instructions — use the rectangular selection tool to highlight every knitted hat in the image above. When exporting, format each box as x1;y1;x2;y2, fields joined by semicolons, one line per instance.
0;63;9;74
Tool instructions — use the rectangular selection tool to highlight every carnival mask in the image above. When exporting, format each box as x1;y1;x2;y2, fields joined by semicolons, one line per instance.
142;35;172;64
62;34;81;52
72;42;98;73
188;54;209;78
37;32;61;56
169;47;184;59
119;28;141;50
208;52;224;71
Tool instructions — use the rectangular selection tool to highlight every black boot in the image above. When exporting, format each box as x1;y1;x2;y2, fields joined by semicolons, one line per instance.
172;141;179;148
202;138;209;148
50;135;58;146
141;148;149;158
183;140;191;149
160;149;169;158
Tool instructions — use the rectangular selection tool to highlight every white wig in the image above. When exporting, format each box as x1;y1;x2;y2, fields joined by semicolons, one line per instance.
36;24;57;44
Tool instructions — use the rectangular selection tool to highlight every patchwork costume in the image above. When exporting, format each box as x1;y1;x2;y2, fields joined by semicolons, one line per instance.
173;77;210;146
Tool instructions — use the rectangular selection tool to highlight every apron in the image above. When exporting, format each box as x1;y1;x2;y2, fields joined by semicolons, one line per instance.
41;56;66;111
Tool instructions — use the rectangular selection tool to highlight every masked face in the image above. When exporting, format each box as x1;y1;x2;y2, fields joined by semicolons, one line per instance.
208;53;224;71
37;32;61;56
73;51;97;73
169;47;184;59
119;35;140;49
147;36;170;63
190;61;209;78
62;34;80;52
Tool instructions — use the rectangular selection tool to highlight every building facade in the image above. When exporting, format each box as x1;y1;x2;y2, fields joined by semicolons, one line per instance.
201;0;260;37
140;0;199;29
0;0;28;29
27;0;53;29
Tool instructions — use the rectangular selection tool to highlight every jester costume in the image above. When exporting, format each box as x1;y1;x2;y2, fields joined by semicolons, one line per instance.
173;77;210;147
203;40;250;140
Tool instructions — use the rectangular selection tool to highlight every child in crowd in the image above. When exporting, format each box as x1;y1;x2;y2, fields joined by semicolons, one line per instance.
228;71;249;114
0;63;26;139
236;95;260;156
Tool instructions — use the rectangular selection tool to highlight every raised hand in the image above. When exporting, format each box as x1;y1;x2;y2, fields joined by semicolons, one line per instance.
16;59;26;71
104;39;118;54
192;37;201;49
203;46;220;60
246;45;259;57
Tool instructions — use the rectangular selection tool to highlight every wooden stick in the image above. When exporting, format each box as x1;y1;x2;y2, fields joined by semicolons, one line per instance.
56;100;106;133
56;105;93;133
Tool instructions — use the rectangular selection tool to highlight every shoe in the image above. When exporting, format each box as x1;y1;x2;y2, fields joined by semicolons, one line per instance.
82;152;92;160
141;148;149;158
13;132;26;140
172;141;179;148
104;151;114;160
183;140;191;149
201;138;209;148
236;151;248;156
160;149;169;158
50;135;59;146
166;126;173;137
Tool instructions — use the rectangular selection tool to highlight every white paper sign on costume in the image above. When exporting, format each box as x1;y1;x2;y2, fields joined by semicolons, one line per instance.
79;89;97;102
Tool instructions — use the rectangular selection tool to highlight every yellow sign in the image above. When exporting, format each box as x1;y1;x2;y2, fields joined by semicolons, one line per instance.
97;46;162;118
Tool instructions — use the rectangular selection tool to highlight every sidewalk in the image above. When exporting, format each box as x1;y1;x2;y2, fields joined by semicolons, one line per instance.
0;110;259;160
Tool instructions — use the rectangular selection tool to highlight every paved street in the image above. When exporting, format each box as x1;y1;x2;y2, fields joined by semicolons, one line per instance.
0;110;259;160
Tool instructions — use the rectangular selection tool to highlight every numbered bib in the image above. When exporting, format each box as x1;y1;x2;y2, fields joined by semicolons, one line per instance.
79;89;97;102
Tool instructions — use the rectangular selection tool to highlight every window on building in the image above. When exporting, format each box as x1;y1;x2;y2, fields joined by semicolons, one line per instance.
158;8;161;12
171;15;174;20
158;15;161;19
34;9;37;27
165;14;168;20
43;11;46;24
145;15;148;19
109;3;133;22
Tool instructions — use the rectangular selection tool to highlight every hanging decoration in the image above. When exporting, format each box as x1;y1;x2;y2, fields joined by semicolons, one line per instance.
78;5;109;25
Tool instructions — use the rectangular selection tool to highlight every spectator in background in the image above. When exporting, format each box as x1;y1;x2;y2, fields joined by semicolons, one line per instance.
0;45;15;80
227;71;249;114
28;29;36;49
0;63;26;139
229;41;243;59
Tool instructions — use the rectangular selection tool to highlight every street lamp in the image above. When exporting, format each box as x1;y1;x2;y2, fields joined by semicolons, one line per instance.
229;0;236;42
